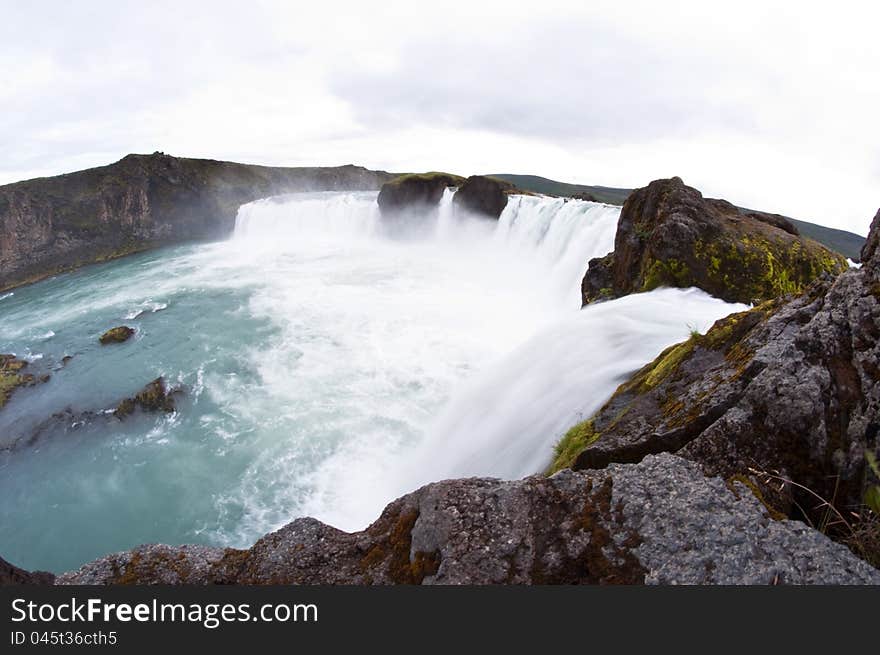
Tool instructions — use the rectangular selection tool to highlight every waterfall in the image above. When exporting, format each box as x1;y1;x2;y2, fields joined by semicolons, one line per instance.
226;190;744;530
233;191;381;243
1;188;747;570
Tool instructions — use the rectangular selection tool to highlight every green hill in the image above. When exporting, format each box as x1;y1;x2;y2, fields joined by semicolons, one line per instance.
489;174;631;205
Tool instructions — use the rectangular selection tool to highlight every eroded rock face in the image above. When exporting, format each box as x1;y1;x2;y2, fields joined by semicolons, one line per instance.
555;208;880;537
55;454;879;585
0;154;393;291
581;177;848;305
452;175;511;219
377;173;463;217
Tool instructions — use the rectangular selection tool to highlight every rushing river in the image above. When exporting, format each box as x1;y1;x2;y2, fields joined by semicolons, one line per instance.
0;191;745;572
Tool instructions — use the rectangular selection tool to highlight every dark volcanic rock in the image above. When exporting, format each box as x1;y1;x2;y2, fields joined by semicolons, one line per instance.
581;177;848;305
376;172;463;216
99;325;135;345
0;556;55;585
56;454;879;585
0;153;393;291
114;377;176;419
553;207;880;541
571;191;599;202
452;175;511;219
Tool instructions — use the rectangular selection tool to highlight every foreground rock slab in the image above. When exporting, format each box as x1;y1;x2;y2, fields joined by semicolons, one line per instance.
56;454;879;585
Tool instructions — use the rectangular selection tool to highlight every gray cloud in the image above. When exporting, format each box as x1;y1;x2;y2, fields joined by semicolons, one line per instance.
0;1;877;233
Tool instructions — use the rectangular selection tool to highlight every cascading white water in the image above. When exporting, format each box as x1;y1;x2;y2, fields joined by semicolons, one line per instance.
226;190;744;531
0;189;745;571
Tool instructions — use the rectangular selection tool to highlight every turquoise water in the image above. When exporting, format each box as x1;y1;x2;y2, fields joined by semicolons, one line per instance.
0;192;741;573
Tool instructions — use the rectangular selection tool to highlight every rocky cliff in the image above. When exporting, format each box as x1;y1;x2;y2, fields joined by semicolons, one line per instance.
53;454;880;585
555;207;880;564
0;153;393;291
581;177;848;305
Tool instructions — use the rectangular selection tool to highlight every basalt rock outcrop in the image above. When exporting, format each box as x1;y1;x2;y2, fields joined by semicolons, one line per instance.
581;177;848;305
452;175;514;219
55;454;880;585
376;172;464;217
554;208;880;560
0;153;393;291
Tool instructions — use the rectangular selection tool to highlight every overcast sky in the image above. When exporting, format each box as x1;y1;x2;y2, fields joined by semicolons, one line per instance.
1;1;877;234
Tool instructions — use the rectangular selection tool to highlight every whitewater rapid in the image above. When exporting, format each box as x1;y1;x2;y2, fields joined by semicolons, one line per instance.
0;190;744;571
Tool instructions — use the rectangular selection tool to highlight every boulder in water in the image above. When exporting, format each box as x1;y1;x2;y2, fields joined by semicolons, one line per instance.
377;172;464;216
581;177;848;305
114;377;177;419
99;325;135;345
452;175;513;219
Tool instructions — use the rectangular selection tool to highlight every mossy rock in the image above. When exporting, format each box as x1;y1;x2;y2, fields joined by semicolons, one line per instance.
99;326;135;345
114;377;176;419
582;177;848;305
548;419;601;474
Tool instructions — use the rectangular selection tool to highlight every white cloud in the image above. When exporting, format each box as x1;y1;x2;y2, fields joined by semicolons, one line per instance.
0;0;877;234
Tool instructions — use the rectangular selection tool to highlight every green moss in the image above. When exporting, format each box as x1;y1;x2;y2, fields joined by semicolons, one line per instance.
692;232;846;303
637;338;697;391
640;258;691;292
548;419;601;474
